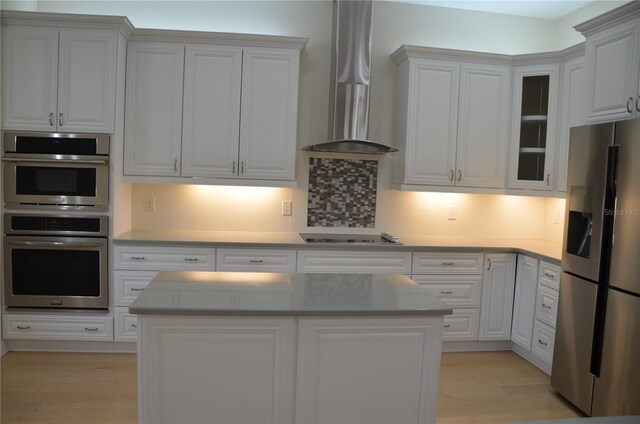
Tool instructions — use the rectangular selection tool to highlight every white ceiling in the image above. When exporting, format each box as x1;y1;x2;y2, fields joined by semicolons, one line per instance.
386;0;593;19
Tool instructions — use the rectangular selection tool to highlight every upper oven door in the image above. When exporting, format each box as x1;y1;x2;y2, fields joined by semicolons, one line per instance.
2;155;109;209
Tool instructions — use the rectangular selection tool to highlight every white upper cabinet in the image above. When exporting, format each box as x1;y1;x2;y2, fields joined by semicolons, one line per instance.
556;55;585;193
456;64;511;188
399;59;459;186
581;17;640;122
181;45;242;178
394;48;511;191
239;48;299;180
124;42;185;176
123;38;303;184
508;64;560;191
2;26;117;133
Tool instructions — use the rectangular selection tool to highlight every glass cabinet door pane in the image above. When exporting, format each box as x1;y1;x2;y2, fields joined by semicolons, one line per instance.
517;75;550;182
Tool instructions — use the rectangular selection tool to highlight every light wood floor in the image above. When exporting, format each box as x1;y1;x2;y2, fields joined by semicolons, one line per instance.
1;350;581;424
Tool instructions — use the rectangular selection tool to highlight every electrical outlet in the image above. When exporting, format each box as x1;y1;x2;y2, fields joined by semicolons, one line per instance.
144;196;156;212
448;206;457;221
282;200;292;216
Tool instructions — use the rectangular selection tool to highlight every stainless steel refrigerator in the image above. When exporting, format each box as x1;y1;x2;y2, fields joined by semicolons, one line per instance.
551;118;640;416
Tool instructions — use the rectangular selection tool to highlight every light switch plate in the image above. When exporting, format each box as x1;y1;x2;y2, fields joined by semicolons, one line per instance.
282;200;292;216
448;206;457;221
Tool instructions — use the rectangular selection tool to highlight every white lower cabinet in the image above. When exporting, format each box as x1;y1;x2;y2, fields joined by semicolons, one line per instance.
296;317;443;424
216;248;296;272
479;253;516;340
297;250;412;274
114;308;139;341
511;255;539;349
411;252;483;341
442;309;480;341
511;258;561;374
138;316;296;424
3;313;113;341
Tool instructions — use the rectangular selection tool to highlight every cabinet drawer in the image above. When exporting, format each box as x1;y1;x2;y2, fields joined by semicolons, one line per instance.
114;270;157;306
531;320;555;365
114;245;215;270
297;250;412;274
2;313;113;341
535;283;559;328
411;275;482;307
216;249;296;272
538;261;560;290
412;252;484;274
442;309;479;341
114;307;139;341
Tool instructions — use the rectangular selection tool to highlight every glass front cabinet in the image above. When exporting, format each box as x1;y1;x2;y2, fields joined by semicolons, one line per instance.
508;64;560;191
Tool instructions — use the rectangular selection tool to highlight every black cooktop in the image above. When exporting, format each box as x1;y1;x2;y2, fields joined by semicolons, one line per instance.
299;233;402;245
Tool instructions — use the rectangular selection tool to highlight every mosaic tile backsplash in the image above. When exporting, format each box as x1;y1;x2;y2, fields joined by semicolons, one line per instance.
307;158;378;228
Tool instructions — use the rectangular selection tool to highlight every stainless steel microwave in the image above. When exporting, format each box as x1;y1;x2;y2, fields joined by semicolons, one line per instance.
2;132;109;210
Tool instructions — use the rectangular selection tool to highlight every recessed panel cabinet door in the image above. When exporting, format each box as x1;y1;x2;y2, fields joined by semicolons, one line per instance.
404;60;459;185
124;42;185;176
584;20;640;123
57;29;117;133
1;26;58;131
510;254;539;349
479;253;516;340
181;45;242;178
239;48;299;180
456;64;511;188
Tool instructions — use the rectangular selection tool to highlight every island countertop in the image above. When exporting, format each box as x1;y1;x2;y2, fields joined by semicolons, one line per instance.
129;271;453;317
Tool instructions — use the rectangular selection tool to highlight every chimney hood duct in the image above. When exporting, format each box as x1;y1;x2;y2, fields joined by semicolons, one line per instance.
303;0;398;154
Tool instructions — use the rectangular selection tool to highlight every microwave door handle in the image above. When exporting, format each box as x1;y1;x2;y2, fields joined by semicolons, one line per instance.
1;157;109;165
5;240;105;248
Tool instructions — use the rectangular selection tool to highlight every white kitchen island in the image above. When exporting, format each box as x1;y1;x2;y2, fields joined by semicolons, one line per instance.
129;271;452;424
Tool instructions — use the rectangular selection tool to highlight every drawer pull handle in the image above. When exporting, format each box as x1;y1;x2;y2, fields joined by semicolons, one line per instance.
85;327;99;332
440;290;453;295
184;258;199;262
544;272;555;278
538;339;548;346
131;256;145;261
249;259;264;263
443;324;451;328
16;325;31;330
627;97;634;113
442;262;455;266
542;303;552;310
131;324;138;328
131;288;145;292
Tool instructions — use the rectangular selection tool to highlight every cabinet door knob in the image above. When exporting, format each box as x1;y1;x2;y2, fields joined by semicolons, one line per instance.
174;159;178;172
627;97;634;114
636;96;640;113
440;290;453;295
232;161;236;174
58;112;64;126
457;170;462;182
84;327;99;332
538;339;548;346
450;170;454;181
241;161;245;174
49;112;54;126
546;173;551;186
16;325;31;330
249;259;264;263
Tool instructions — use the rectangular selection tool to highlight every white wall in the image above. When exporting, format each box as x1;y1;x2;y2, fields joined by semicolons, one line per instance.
553;0;629;49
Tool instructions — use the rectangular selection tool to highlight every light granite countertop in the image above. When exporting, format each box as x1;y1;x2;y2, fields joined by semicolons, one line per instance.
115;230;562;262
129;271;453;317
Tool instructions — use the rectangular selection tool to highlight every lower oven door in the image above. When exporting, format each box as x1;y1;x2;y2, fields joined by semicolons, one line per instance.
3;236;108;309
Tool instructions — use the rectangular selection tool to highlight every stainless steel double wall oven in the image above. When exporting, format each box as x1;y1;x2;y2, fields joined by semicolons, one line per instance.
2;132;110;310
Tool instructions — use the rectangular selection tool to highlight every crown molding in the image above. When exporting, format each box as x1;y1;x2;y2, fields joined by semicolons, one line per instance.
574;1;640;36
0;10;134;38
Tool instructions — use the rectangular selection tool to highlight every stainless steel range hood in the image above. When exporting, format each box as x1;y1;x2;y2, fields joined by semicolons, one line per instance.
303;0;398;154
